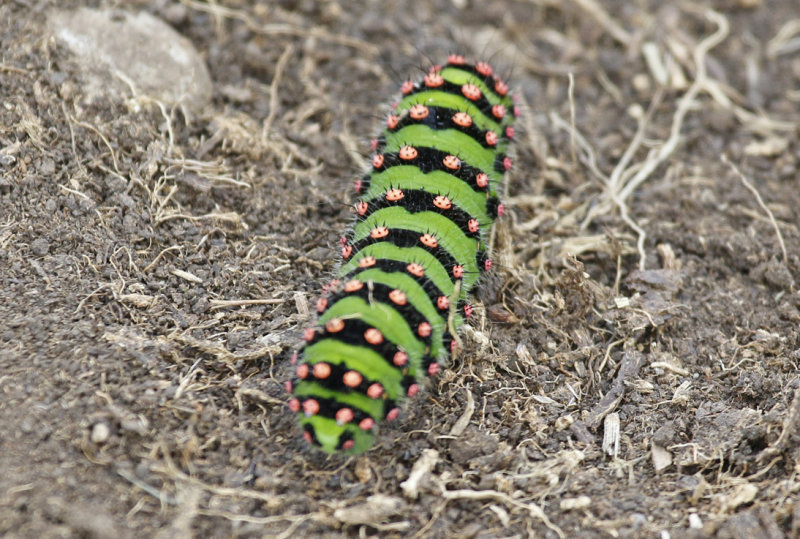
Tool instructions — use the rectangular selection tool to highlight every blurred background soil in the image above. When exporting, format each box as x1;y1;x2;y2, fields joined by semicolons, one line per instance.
1;0;799;537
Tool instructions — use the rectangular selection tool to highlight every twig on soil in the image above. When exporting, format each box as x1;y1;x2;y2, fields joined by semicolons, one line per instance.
262;44;294;141
156;210;247;228
586;348;644;429
152;458;329;538
597;337;625;376
113;69;178;151
757;382;800;463
601;412;620;458
174;357;204;400
67;114;122;175
438;488;564;539
672;8;794;134
617;1;723;200
196;508;322;527
152;461;283;506
447;388;475;437
560;8;730;271
0;63;29;74
567;72;577;166
209;298;285;309
169;332;282;362
590;93;663;270
766;19;800;58
117;468;178;506
721;153;788;266
172;269;203;284
236;387;286;408
616;9;729;264
274;514;325;539
142;245;183;273
569;0;633;45
58;183;92;201
400;449;440;500
179;0;379;54
165;157;250;189
548;111;607;184
74;283;117;314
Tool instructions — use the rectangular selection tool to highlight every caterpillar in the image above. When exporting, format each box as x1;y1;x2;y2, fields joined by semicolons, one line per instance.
286;55;518;454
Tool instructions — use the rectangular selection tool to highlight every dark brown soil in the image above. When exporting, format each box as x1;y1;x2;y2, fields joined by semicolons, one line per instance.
2;1;799;537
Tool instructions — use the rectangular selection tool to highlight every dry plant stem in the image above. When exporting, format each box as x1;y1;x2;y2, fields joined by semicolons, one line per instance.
616;10;730;204
195;508;321;527
149;452;299;509
548;111;607;183
0;63;29;74
262;44;294;141
757;381;800;462
766;19;800;57
165;158;248;188
568;72;577;166
574;8;729;270
209;298;284;309
587;90;663;270
586;349;644;429
170;333;281;362
143;245;182;272
68;114;122;174
116;468;178;506
438;487;565;539
569;0;633;45
721;154;788;266
615;10;728;266
447;388;475;437
179;0;379;54
114;69;177;151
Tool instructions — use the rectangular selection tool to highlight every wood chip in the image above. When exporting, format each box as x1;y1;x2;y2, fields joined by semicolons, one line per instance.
448;389;474;437
118;293;155;308
719;483;758;512
333;494;407;529
354;457;373;484
560;496;592;511
602;413;620;458
400;449;439;499
172;269;203;283
651;442;673;472
743;136;789;157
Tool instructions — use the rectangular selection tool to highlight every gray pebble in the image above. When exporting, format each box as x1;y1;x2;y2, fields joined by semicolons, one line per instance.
31;237;50;256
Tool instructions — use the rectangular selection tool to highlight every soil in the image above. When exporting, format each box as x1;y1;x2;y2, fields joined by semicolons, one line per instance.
2;1;800;537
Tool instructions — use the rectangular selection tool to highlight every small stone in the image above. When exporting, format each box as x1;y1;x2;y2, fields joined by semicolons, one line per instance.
31;238;50;256
555;414;575;431
164;4;188;25
763;258;793;289
632;73;651;93
39;157;56;176
487;304;513;322
91;422;111;444
652;442;673;472
47;8;212;110
354;457;373;483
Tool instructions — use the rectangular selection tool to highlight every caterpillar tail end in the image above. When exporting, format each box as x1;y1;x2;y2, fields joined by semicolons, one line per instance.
299;415;375;454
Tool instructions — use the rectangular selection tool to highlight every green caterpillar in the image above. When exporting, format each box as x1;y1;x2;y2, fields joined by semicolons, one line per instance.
286;56;518;454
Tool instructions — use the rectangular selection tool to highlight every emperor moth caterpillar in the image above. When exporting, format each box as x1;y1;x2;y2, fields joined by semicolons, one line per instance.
286;55;518;454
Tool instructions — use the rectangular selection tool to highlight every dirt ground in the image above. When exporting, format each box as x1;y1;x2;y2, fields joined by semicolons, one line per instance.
2;0;800;537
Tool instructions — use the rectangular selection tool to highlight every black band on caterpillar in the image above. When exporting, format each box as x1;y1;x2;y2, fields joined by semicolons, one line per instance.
288;56;517;454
